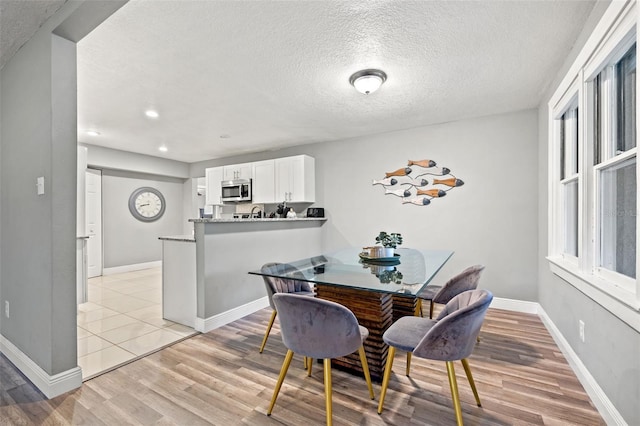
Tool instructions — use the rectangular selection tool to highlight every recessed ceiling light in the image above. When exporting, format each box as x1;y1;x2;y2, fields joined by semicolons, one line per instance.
145;110;159;118
86;130;100;136
349;69;387;95
158;145;168;152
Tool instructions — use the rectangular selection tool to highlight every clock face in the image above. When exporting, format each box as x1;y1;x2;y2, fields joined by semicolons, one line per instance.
128;187;166;222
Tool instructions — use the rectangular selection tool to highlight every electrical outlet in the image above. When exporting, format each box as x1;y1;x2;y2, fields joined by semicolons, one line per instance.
4;301;9;319
579;320;585;343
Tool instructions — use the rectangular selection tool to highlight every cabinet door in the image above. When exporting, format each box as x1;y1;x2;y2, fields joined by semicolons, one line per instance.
252;160;276;203
276;155;315;203
223;162;253;180
205;167;224;205
275;157;292;202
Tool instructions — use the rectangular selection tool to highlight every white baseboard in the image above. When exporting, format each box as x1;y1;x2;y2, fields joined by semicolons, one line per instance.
536;306;626;425
103;260;162;276
0;335;82;399
194;296;269;333
490;296;540;314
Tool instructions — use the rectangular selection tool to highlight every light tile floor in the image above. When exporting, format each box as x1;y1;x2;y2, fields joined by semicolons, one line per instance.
77;267;196;380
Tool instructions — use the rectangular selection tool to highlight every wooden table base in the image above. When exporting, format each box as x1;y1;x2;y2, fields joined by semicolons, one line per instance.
315;284;418;382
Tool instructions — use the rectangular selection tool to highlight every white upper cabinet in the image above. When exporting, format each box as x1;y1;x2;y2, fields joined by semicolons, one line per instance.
205;166;224;205
223;162;253;181
252;160;276;204
275;155;315;203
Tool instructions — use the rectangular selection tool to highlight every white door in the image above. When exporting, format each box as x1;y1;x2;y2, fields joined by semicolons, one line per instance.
86;169;103;278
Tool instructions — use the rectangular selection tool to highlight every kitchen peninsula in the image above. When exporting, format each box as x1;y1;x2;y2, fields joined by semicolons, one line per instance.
161;217;326;332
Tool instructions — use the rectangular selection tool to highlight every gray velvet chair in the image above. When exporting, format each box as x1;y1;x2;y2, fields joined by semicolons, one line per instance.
267;293;375;426
378;289;493;426
259;262;315;353
417;264;485;318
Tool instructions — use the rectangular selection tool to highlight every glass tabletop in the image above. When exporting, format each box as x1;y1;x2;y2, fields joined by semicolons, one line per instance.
248;247;454;296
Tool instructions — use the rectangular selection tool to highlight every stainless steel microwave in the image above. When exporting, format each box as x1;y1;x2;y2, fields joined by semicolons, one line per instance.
221;179;252;202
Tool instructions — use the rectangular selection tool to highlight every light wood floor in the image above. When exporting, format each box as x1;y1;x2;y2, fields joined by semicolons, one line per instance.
1;307;605;425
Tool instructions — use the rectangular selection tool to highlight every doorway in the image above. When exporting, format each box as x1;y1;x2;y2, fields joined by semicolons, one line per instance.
86;168;103;278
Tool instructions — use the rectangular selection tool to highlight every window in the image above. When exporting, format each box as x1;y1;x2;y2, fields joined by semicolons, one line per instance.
560;106;579;257
594;43;637;284
548;0;639;315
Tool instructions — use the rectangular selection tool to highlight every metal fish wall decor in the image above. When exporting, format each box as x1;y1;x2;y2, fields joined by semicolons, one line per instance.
374;159;465;207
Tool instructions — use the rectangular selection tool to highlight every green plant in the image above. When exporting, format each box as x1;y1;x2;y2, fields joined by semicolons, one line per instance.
375;231;403;249
378;268;403;284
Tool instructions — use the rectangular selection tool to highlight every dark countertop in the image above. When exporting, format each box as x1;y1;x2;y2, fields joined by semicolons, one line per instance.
188;217;327;223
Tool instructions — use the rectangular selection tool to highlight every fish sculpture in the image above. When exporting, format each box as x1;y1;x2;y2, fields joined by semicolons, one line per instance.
415;166;450;177
385;188;412;197
385;167;412;177
373;176;428;186
372;177;398;186
402;197;431;206
433;177;464;187
404;178;429;187
416;188;447;197
408;159;436;168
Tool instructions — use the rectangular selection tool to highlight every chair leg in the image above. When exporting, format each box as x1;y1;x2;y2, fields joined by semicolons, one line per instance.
429;300;434;319
358;346;375;400
461;358;481;407
406;352;412;376
377;346;396;414
415;298;422;317
323;359;333;426
259;310;277;353
307;357;313;376
446;361;464;426
267;349;294;416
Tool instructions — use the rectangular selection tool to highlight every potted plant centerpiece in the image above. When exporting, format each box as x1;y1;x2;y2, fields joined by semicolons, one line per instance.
372;231;403;258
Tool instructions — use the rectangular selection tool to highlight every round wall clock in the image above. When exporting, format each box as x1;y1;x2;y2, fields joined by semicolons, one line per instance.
128;187;166;222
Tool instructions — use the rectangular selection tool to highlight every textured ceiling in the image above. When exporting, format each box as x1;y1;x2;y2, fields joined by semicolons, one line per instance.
0;0;67;70
8;0;596;163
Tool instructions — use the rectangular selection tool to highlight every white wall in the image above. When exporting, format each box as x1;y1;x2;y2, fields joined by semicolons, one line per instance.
101;170;186;268
193;109;539;302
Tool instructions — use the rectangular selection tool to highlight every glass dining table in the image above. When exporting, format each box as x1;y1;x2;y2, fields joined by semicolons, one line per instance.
249;247;454;381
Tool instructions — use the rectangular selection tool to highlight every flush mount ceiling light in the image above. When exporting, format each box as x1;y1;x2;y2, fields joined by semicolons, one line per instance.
158;145;168;152
349;69;387;95
86;130;100;136
145;109;159;118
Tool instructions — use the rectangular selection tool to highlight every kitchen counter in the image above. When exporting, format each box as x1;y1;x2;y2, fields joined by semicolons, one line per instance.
158;235;196;242
189;217;326;223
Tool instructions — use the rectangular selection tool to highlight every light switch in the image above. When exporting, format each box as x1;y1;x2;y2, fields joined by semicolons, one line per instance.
37;176;45;195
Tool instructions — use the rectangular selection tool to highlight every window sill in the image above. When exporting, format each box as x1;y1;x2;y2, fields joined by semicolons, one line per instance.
547;256;640;333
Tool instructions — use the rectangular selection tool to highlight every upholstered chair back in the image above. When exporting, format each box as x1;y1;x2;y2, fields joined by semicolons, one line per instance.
261;263;313;309
432;265;485;305
414;289;493;361
272;293;363;359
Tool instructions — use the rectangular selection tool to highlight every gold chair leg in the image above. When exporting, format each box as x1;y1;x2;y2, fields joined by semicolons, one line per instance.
377;346;396;414
323;359;333;426
415;298;422;317
358;346;375;400
307;357;313;376
446;361;464;426
429;300;434;319
267;349;294;416
461;358;481;407
259;310;277;353
406;352;412;376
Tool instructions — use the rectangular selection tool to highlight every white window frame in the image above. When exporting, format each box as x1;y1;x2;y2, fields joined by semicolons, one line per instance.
547;0;640;333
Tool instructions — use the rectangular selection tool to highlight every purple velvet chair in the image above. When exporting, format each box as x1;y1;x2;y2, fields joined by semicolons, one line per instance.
259;263;315;353
378;289;493;426
417;264;485;318
267;293;375;426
